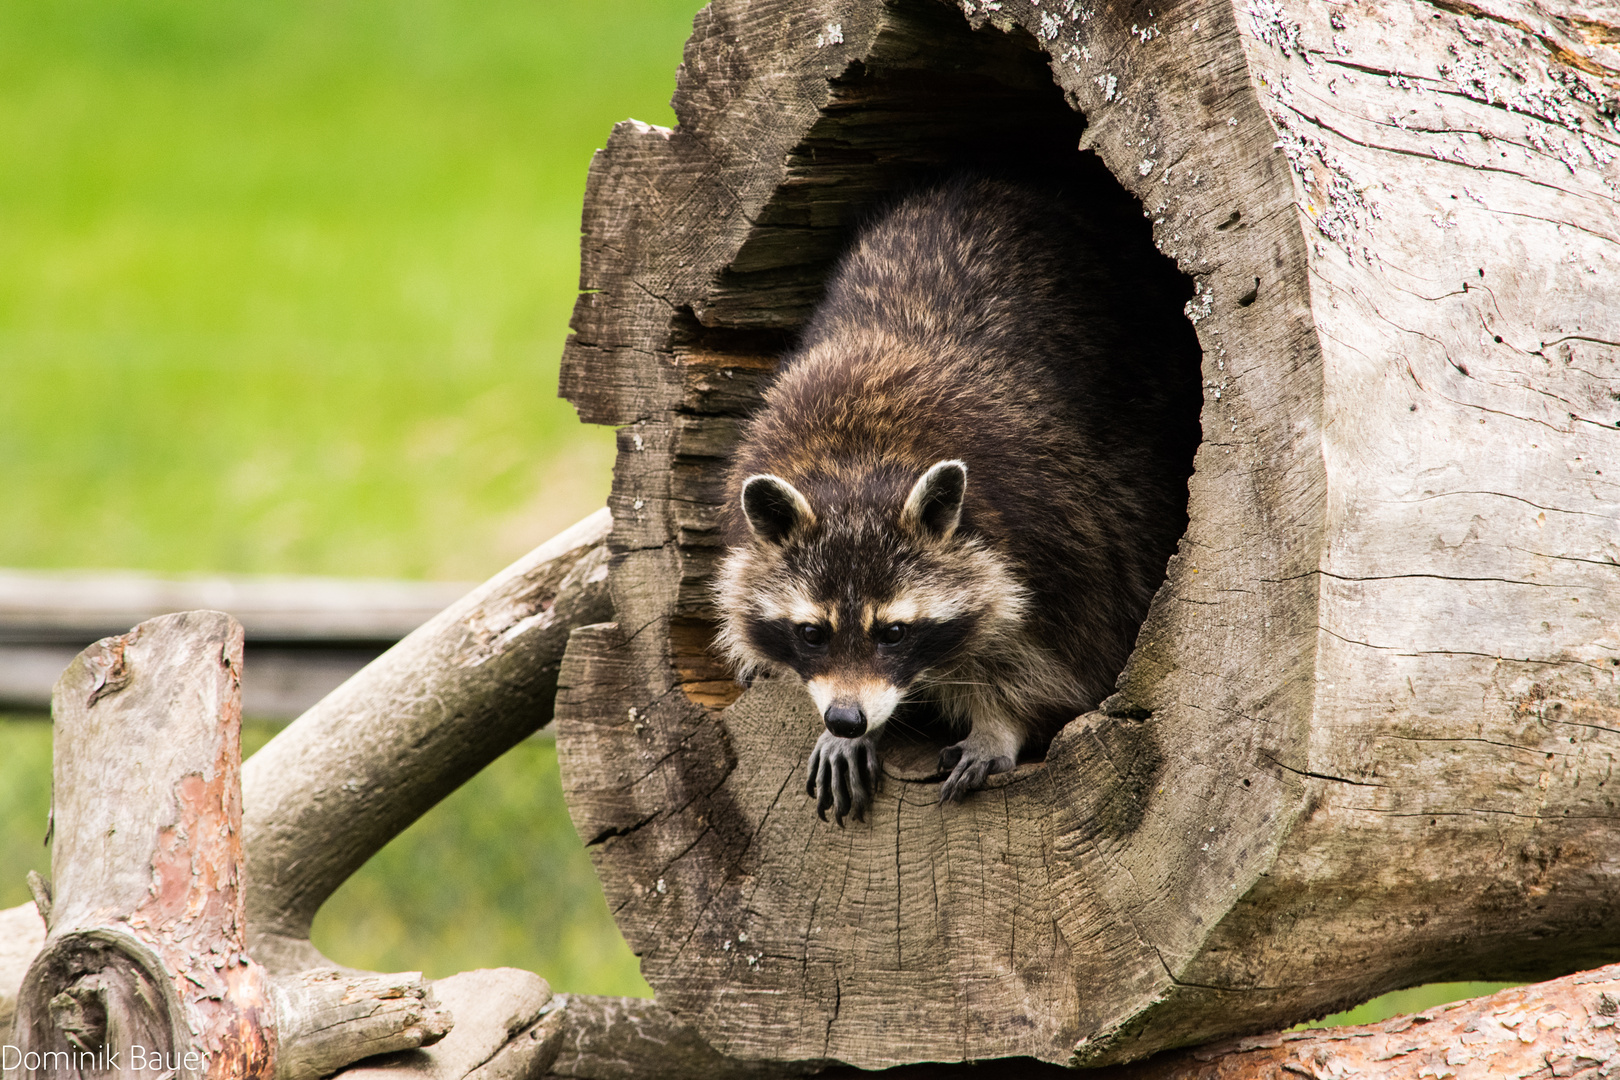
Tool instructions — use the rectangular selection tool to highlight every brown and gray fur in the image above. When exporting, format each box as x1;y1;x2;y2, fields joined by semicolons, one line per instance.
713;176;1201;823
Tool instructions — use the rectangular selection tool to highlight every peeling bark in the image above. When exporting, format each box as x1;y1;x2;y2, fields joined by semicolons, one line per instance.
1088;964;1620;1080
4;614;449;1080
10;613;277;1080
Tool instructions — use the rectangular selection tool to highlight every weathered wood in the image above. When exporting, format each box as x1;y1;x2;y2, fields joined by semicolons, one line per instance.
3;514;621;1077
418;967;1620;1079
0;903;47;1042
539;995;817;1080
0;568;476;719
272;970;452;1080
0;569;471;644
241;510;612;975
335;969;559;1080
1088;965;1620;1080
6;613;452;1080
10;612;278;1079
555;0;1620;1068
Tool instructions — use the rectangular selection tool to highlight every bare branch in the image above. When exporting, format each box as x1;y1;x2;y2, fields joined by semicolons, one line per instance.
240;510;612;973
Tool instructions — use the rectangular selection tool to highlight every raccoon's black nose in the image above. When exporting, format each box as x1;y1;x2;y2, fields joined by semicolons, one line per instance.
824;704;867;738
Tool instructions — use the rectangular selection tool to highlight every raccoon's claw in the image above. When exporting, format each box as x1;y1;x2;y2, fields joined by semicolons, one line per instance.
938;744;1014;804
807;730;882;826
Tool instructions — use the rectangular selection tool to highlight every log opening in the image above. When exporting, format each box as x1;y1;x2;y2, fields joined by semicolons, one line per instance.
665;0;1208;765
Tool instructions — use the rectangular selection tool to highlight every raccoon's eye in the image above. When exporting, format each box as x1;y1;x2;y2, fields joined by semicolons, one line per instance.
877;622;907;646
798;623;828;647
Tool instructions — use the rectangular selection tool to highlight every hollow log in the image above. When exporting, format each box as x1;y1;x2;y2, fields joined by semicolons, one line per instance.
554;0;1620;1068
5;613;449;1080
7;534;1620;1077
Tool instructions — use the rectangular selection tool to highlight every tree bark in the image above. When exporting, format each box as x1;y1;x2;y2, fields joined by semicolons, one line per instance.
5;613;448;1080
554;0;1620;1068
10;612;277;1079
240;509;611;974
1089;962;1620;1080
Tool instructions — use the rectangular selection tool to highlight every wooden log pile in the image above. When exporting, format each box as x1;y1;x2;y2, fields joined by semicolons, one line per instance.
3;515;615;1080
7;611;447;1080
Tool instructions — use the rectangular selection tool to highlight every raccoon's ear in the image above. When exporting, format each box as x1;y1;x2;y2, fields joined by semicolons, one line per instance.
902;459;967;542
741;474;815;544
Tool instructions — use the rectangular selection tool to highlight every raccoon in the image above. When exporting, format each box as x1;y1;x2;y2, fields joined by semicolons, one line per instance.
713;175;1200;824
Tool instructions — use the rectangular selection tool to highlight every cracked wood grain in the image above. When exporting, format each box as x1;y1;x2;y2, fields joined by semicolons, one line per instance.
554;0;1619;1069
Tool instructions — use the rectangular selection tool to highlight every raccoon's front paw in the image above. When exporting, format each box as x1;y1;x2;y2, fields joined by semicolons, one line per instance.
937;739;1015;803
807;730;882;826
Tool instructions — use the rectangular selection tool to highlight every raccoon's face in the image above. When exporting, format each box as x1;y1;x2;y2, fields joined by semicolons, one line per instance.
714;459;1025;740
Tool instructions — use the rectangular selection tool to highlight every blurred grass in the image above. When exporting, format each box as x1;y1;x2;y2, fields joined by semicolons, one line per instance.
0;0;706;997
0;0;709;580
1301;982;1515;1029
0;720;52;910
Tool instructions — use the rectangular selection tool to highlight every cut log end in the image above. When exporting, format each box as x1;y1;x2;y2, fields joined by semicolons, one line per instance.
13;929;189;1077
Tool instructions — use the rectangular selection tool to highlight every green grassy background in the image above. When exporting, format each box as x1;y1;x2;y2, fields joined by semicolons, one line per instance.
0;0;1510;1029
0;0;706;999
0;0;706;579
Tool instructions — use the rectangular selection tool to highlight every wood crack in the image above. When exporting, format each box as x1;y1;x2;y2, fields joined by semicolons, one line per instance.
586;811;661;849
1262;754;1385;787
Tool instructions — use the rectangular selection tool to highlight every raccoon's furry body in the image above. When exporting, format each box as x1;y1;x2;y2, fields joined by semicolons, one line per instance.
714;176;1200;823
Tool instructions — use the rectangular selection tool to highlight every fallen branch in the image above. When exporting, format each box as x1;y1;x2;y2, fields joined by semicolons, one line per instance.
239;509;612;973
338;969;562;1080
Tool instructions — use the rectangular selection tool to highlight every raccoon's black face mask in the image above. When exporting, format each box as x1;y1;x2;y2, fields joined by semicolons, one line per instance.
730;463;984;737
